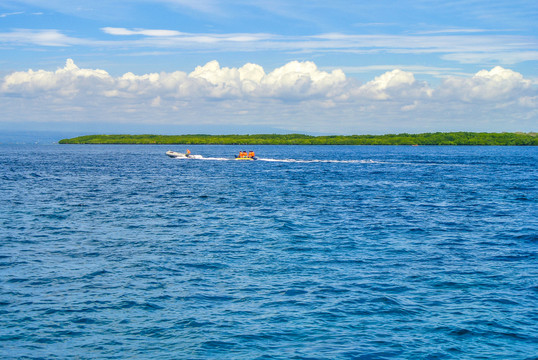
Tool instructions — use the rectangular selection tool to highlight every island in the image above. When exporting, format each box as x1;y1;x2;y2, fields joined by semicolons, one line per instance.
59;132;537;146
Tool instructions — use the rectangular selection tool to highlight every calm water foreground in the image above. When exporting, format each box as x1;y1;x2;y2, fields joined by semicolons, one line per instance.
1;144;537;359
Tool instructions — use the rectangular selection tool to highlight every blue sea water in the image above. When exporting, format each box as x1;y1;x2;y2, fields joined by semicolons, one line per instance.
0;144;537;359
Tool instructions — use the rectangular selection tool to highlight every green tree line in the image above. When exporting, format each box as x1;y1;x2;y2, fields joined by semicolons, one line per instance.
59;132;538;145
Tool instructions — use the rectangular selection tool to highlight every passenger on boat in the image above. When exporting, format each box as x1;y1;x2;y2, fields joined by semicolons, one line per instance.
249;151;255;158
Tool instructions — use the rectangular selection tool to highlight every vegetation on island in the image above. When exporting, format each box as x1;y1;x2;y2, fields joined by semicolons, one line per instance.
59;132;537;146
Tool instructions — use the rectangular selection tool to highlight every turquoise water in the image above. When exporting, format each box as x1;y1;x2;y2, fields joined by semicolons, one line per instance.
1;144;537;359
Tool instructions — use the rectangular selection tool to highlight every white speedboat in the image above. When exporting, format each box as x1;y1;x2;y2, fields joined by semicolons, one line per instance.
166;150;188;158
166;150;203;159
167;150;203;158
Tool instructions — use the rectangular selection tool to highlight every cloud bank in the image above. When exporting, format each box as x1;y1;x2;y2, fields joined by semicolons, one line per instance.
1;59;536;133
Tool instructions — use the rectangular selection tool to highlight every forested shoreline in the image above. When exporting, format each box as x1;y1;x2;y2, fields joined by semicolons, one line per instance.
59;132;537;145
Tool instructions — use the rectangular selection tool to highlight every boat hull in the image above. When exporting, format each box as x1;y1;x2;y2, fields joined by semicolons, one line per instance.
166;151;189;158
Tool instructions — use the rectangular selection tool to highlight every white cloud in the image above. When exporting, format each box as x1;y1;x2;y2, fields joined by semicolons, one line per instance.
0;29;82;47
260;61;346;99
442;51;538;65
2;59;535;105
100;27;275;44
102;27;184;37
518;96;538;108
2;59;112;97
351;69;432;100
1;59;347;100
401;101;419;111
0;59;536;133
437;66;532;102
328;65;469;78
151;96;162;107
1;27;536;68
0;11;24;18
415;28;495;35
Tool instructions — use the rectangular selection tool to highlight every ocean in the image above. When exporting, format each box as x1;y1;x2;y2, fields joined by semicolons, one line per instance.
1;144;537;359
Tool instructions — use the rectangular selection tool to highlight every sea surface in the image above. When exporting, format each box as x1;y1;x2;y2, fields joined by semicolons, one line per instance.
1;144;537;359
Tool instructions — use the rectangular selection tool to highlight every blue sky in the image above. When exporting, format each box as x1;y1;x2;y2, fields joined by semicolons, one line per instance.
1;0;537;135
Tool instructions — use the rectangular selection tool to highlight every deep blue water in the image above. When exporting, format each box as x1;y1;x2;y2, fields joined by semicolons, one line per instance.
1;144;537;359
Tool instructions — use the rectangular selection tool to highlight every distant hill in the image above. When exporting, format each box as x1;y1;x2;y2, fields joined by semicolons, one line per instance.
59;132;538;146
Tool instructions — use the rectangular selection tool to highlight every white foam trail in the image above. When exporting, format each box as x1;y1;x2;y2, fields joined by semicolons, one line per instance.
171;155;378;163
170;155;229;160
169;156;468;166
200;157;232;161
257;158;377;164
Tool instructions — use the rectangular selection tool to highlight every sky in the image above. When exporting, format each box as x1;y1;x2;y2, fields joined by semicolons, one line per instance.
0;0;537;136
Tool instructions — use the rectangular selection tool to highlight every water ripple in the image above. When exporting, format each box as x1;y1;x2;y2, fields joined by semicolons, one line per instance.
0;144;536;359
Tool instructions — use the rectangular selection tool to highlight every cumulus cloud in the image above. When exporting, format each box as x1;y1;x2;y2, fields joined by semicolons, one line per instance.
0;59;536;133
2;59;535;105
185;60;346;99
2;59;347;100
262;61;346;99
353;69;432;100
2;59;112;97
437;66;532;102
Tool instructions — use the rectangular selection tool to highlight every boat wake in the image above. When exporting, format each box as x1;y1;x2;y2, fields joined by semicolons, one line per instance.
256;158;376;164
169;156;468;167
170;155;377;163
